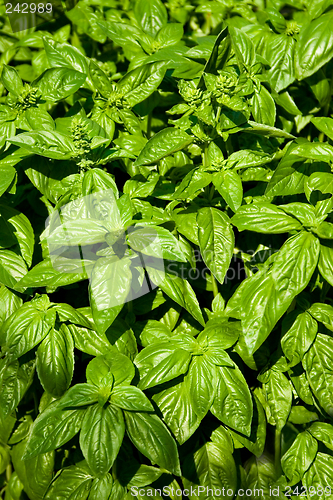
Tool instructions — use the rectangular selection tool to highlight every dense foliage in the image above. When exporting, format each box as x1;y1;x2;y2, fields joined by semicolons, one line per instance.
1;0;333;498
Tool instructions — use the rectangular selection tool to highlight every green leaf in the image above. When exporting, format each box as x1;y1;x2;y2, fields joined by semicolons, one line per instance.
1;65;23;96
305;171;333;201
156;23;184;47
44;463;93;500
111;385;154;411
0;204;34;267
134;128;193;166
135;341;192;390
263;369;293;431
281;311;318;367
23;403;84;459
303;453;333;500
97;21;145;49
43;38;89;74
0;250;27;289
118;62;166;107
318;244;333;285
173;169;212;200
291;142;333;162
197;207;234;284
311;117;333;142
197;318;240;351
213;170;243;212
146;265;205;326
0;165;16;197
36;325;74;398
182;442;237;497
58;383;99;409
128;225;187;262
229;26;255;70
303;333;333;417
251;85;276;127
88;475;113;500
309;422;333;452
25;108;55;132
228;231;319;354
296;10;333;79
2;304;49;360
184;356;218;420
79;403;125;476
308;303;333;332
0;285;22;330
0;358;35;420
12;438;54;500
32;68;87;101
86;350;135;387
240;120;295;139
211;363;253;436
152;377;201;444
134;0;168;37
89;256;131;335
89;60;113;97
8;131;76;160
266;34;296;92
231;203;303;233
227;395;266;458
123;410;181;476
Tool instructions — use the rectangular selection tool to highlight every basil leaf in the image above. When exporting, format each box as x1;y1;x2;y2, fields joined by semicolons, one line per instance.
36;325;74;398
23;403;85;459
197;207;234;284
296;10;333;79
79;403;125;475
124;411;181;476
134;128;193;166
211;363;253;436
32;68;87;101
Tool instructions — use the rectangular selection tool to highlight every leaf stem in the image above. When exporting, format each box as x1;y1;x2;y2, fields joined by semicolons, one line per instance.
215;105;222;124
202;143;209;167
147;112;152;139
318;131;325;142
275;428;282;476
211;272;219;298
6;463;12;482
226;137;234;156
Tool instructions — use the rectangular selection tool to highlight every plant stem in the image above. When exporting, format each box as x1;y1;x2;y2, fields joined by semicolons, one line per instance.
211;273;219;298
318;131;325;142
275;428;282;476
147;112;152;139
202;143;208;167
215;106;222;124
6;463;12;482
226;137;234;156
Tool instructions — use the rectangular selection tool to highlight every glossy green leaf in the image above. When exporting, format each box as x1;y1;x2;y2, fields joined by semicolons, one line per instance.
281;311;318;367
197;207;234;284
134;128;193;166
296;10;333;79
79;403;125;476
23;403;85;459
211;363;253;436
36;325;74;398
182;442;237;498
124;410;181;476
231;203;303;234
33;68;87;101
303;334;333;417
